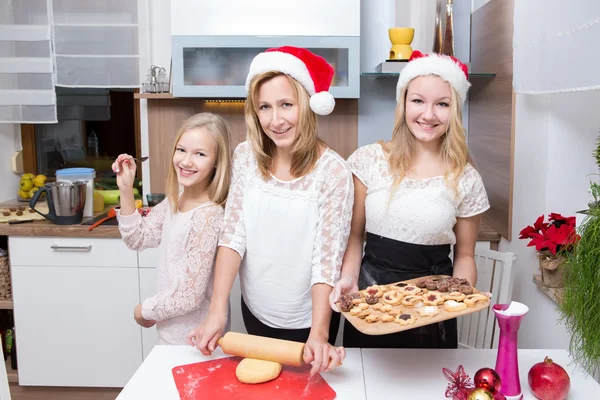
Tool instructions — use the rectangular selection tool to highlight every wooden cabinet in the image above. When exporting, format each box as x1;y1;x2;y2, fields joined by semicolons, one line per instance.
9;237;142;387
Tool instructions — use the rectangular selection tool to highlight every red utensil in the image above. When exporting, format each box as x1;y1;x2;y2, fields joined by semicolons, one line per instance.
172;356;336;400
88;208;117;231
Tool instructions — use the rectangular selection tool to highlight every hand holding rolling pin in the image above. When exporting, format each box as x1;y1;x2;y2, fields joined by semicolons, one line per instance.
303;333;346;376
208;332;345;377
187;312;228;356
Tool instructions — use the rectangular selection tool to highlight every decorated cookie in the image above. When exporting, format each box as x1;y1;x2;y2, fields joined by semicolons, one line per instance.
401;295;424;308
444;300;468;312
395;313;417;326
418;306;441;318
382;291;403;306
364;288;380;305
423;292;445;306
464;293;489;308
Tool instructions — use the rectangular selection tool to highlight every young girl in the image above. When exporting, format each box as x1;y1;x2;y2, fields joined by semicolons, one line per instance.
330;51;490;349
113;112;233;345
188;46;353;375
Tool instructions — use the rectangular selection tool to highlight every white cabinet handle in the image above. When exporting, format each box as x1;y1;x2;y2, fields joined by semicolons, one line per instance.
50;245;92;252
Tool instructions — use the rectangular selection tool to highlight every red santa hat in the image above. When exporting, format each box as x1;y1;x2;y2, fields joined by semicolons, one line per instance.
245;46;336;116
396;50;471;104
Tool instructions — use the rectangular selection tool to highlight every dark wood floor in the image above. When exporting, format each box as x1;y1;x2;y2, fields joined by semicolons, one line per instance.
10;384;121;400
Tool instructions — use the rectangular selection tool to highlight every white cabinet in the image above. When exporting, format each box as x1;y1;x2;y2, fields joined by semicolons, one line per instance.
9;237;142;387
138;267;158;360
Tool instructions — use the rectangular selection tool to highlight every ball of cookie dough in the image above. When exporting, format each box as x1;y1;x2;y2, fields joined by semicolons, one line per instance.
236;358;282;384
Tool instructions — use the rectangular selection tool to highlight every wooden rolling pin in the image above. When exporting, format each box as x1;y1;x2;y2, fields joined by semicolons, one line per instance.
217;332;305;367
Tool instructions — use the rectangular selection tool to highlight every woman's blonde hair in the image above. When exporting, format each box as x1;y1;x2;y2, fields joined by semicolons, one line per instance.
382;77;472;199
245;71;324;179
165;112;232;213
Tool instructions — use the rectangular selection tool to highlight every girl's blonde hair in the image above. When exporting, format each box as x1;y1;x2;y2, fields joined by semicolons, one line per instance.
166;112;233;213
382;77;472;199
245;71;324;179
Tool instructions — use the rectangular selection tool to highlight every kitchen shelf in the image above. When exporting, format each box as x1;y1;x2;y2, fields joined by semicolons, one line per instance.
361;72;496;79
0;297;13;310
6;358;17;383
533;274;563;305
133;93;174;99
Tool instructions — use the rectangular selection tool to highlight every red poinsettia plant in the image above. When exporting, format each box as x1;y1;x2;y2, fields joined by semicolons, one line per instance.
519;213;580;255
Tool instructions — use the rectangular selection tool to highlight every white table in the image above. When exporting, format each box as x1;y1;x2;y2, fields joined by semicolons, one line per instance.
116;345;366;400
361;348;600;399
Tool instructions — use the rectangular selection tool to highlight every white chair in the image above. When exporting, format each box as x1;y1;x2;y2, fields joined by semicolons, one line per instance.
0;339;11;400
457;248;517;349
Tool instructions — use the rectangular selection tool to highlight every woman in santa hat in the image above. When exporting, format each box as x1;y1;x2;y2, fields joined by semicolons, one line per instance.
330;51;490;348
188;46;353;374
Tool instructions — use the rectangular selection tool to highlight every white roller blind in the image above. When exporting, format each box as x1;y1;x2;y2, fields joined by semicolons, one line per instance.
51;0;144;87
0;0;57;123
514;0;600;94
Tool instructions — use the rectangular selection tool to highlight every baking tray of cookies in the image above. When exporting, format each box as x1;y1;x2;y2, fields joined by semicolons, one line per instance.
338;275;490;336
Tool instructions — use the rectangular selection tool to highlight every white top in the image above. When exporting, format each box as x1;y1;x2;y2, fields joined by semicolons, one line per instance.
118;200;224;345
347;143;490;245
219;141;353;329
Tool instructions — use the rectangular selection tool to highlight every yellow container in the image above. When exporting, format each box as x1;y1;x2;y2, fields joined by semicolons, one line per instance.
388;27;415;60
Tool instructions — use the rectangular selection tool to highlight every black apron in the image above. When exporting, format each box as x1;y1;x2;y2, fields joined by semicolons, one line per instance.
343;232;458;349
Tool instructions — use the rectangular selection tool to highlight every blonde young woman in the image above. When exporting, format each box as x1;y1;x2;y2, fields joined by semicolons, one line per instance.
330;51;490;349
188;47;353;375
113;112;232;345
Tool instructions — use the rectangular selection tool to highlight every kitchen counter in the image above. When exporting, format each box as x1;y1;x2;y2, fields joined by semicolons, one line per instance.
0;207;120;238
117;346;600;399
0;198;120;238
0;198;501;242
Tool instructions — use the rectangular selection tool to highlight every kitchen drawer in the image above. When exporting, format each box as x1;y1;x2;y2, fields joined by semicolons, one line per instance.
138;247;160;268
9;237;137;268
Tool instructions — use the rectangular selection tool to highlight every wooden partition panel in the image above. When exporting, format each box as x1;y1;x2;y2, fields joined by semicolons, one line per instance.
468;0;515;240
147;99;358;193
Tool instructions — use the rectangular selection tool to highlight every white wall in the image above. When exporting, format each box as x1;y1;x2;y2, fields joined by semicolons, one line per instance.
0;124;20;202
500;90;600;349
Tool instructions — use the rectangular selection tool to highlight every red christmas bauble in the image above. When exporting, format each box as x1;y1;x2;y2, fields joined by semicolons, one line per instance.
474;368;502;394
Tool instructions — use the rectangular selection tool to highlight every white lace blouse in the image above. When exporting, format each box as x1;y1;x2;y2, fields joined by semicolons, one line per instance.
117;200;223;345
219;141;353;329
347;143;490;245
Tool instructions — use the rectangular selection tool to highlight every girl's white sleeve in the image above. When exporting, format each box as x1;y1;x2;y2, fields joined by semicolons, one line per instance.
311;158;354;287
117;199;169;251
141;205;224;322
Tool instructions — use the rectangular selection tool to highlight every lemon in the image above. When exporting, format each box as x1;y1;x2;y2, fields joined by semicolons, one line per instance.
18;189;30;199
33;174;47;187
135;199;143;209
28;187;39;198
20;178;34;192
22;173;35;181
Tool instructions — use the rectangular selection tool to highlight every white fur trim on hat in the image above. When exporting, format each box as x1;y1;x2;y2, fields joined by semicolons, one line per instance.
310;91;335;116
396;54;471;104
245;51;316;94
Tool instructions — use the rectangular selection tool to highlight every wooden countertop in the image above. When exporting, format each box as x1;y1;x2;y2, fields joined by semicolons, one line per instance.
0;200;121;238
0;199;501;241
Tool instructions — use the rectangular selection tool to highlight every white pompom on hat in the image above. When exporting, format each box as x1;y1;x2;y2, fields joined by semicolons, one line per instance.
396;50;471;104
245;46;336;116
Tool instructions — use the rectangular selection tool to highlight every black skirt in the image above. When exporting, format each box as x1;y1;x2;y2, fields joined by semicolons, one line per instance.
343;232;458;349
